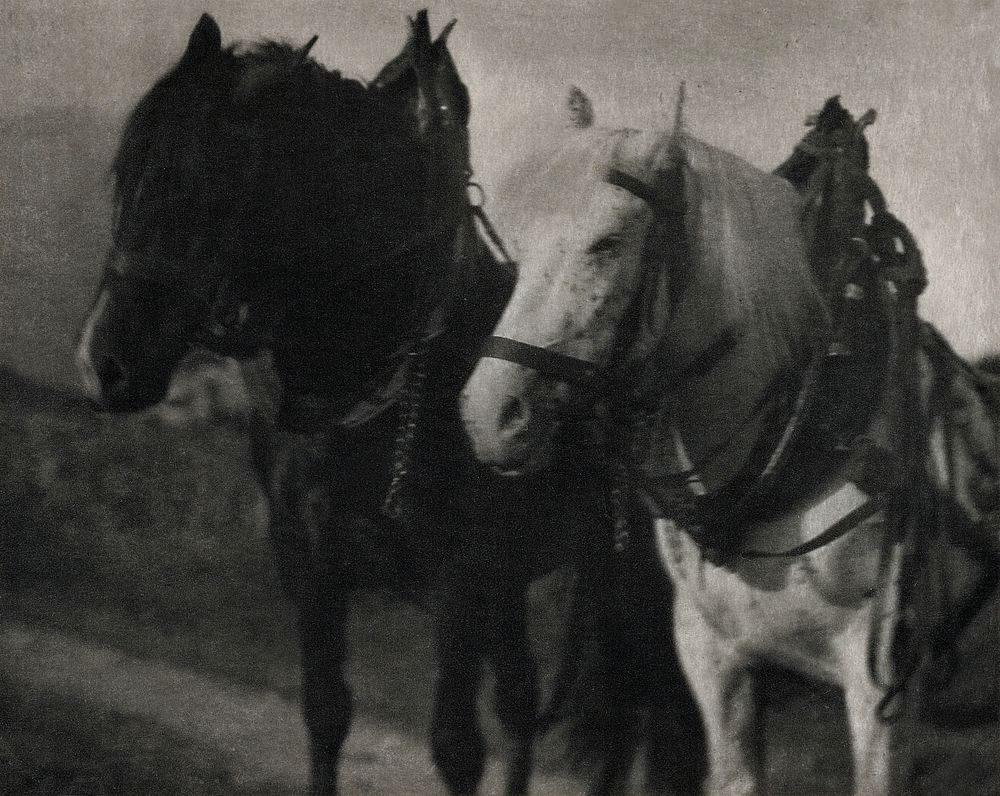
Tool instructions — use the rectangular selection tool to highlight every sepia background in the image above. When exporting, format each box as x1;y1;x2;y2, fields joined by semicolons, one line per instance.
1;1;997;794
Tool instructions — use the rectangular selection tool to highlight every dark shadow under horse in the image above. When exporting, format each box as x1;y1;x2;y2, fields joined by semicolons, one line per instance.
75;12;705;796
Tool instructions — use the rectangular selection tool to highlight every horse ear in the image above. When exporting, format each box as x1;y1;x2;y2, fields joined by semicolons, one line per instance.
371;23;415;91
292;35;319;69
656;153;687;219
182;14;222;64
656;84;689;220
413;11;470;134
567;86;594;128
669;81;686;145
374;11;470;136
435;18;457;46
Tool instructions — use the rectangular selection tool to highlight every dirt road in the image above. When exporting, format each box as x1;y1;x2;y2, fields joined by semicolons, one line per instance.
0;622;583;796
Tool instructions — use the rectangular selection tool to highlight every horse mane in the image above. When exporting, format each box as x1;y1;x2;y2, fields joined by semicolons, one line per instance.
109;34;441;402
592;126;825;374
672;133;826;368
110;39;420;264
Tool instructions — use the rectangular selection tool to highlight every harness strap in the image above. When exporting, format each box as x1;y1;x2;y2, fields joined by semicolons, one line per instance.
636;326;740;402
620;436;889;560
740;492;888;559
606;165;687;219
470;199;517;275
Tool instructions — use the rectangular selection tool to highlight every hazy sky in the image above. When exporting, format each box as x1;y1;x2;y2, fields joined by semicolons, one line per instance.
2;0;999;355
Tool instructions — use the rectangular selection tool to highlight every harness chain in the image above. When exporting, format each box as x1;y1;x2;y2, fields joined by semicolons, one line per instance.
278;198;487;522
374;97;473;525
375;182;503;525
380;344;429;525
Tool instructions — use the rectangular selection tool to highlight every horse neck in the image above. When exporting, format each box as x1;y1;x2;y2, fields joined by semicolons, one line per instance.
236;81;480;406
655;316;814;493
638;139;829;490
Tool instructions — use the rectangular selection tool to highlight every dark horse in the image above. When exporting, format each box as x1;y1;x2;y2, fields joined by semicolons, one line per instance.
75;12;704;796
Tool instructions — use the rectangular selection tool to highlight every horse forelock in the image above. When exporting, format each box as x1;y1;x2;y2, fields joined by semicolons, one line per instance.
494;127;639;246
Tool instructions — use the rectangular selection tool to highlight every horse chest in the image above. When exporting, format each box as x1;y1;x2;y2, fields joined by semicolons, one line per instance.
656;480;887;675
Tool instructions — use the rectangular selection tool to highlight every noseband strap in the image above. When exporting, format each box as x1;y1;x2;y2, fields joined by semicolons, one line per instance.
480;336;598;383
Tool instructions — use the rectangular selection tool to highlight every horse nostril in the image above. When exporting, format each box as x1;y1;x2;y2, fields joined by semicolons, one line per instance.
498;394;530;437
95;354;128;394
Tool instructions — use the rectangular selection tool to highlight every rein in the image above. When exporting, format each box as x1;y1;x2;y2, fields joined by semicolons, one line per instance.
479;337;598;383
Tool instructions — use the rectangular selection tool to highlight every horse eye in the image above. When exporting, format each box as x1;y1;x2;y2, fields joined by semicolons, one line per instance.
588;234;623;257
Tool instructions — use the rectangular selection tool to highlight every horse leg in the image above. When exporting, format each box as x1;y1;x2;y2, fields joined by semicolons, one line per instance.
268;510;352;795
673;594;760;796
297;586;353;796
642;645;709;795
431;565;490;795
489;591;539;796
839;620;892;796
587;743;638;796
260;435;353;796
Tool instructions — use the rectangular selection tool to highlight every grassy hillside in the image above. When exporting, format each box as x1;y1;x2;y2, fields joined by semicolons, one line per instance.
0;363;441;716
0;366;295;687
0;671;295;796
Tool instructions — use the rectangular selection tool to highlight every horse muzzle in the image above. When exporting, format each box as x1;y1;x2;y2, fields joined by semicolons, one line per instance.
460;356;558;475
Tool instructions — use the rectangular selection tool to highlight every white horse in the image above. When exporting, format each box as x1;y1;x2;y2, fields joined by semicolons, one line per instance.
460;92;998;795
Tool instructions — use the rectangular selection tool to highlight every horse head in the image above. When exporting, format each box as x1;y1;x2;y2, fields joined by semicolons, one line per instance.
77;11;473;411
461;89;824;477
